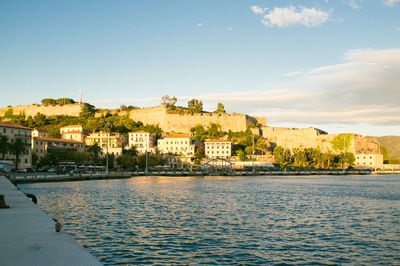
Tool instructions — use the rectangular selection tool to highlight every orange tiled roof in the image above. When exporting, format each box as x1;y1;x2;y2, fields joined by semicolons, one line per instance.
0;122;33;130
60;125;83;129
34;137;84;144
165;134;190;138
131;131;147;134
205;139;231;143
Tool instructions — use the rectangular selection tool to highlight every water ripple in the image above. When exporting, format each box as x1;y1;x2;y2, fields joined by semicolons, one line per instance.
20;175;400;265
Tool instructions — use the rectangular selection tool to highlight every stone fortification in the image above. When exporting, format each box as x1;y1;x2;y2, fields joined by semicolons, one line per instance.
0;104;82;117
261;126;381;155
129;105;263;134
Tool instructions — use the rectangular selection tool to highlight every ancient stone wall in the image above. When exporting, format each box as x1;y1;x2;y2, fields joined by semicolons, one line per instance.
261;126;381;155
129;105;260;133
0;104;82;117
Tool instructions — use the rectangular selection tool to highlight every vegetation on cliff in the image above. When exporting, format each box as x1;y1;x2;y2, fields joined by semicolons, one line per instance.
273;146;355;169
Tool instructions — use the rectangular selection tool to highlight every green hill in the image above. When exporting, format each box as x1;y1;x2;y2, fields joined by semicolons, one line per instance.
372;136;400;158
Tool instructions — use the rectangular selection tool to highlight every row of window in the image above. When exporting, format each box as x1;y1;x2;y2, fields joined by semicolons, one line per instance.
206;150;230;154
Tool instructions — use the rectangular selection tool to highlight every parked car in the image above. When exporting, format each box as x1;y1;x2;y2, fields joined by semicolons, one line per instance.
47;168;57;173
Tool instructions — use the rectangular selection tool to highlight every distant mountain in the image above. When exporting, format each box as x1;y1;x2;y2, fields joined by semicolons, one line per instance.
367;136;400;158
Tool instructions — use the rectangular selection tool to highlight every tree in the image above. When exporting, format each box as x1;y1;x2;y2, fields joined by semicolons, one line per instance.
188;99;203;113
79;104;96;118
33;112;46;126
215;103;226;114
331;134;353;151
161;95;177;108
120;105;127;111
236;149;246;161
0;135;9;160
9;138;27;169
116;154;136;169
88;143;102;162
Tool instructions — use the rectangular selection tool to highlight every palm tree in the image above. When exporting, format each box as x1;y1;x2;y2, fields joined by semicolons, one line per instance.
10;138;27;169
0;134;10;160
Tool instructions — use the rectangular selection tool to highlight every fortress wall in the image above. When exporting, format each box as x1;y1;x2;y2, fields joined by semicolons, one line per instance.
253;116;267;127
129;105;254;133
0;104;82;117
262;126;381;155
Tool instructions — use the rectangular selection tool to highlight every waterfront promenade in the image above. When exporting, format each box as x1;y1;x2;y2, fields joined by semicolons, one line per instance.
0;175;102;266
7;169;373;184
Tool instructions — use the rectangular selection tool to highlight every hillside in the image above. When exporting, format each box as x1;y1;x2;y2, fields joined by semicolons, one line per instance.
373;136;400;158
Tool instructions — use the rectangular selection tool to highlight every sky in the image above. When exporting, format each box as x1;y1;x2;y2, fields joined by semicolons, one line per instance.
0;0;399;136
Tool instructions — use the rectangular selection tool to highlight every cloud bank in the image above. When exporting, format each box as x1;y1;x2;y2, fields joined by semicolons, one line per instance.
251;5;330;28
183;48;400;127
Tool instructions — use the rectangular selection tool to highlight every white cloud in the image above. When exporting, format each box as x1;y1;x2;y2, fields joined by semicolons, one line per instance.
251;5;268;15
180;49;400;128
384;0;400;6
259;6;330;28
283;71;302;77
227;27;233;31
346;0;362;9
197;23;206;27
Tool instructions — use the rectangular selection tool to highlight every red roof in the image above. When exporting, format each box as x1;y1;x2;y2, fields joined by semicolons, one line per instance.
131;131;148;134
165;134;190;138
205;139;231;143
0;123;32;130
60;125;83;129
34;137;84;144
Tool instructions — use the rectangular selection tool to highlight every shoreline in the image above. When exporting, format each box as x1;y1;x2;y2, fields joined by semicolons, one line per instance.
6;169;380;184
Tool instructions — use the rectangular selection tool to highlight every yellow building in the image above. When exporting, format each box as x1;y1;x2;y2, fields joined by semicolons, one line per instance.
355;153;384;169
128;131;155;154
157;134;195;156
86;132;125;157
60;125;88;142
32;137;85;158
0;123;33;168
205;139;232;159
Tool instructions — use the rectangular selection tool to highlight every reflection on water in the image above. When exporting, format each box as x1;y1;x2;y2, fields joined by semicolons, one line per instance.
20;175;400;265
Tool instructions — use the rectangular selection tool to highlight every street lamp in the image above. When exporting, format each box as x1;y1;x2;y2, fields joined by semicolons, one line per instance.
105;122;111;175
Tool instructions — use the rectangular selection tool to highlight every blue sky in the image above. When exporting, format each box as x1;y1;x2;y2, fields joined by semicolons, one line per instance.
0;0;399;136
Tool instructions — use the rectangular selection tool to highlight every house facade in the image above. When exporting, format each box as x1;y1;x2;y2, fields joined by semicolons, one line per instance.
157;134;195;156
0;123;33;168
32;137;85;158
355;153;384;169
86;132;125;157
205;139;232;159
128;131;155;154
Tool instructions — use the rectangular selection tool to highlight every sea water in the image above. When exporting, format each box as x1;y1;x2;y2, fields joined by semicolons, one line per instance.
20;175;400;265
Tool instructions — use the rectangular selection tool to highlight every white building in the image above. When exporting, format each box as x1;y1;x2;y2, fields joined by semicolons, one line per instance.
32;128;48;138
205;139;232;159
128;131;155;154
355;153;384;169
157;134;195;156
60;125;88;142
0;123;33;168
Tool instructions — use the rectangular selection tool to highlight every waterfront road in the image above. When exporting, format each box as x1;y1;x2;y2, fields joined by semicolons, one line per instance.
0;175;102;266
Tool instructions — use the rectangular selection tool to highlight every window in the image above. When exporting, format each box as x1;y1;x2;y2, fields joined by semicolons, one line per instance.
2;128;5;133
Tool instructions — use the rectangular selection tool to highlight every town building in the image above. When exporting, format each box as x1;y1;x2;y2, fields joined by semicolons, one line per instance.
157;134;195;156
86;132;125;157
205;139;232;159
0;123;33;168
355;153;384;170
32;137;85;158
128;131;155;154
60;125;88;142
32;129;48;138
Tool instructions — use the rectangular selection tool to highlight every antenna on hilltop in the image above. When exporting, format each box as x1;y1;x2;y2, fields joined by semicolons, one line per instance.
79;90;83;105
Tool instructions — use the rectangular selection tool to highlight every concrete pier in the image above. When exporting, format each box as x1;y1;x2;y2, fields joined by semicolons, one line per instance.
0;176;102;266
